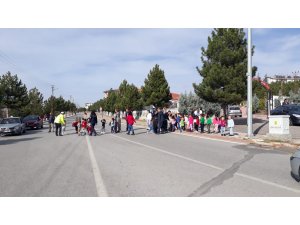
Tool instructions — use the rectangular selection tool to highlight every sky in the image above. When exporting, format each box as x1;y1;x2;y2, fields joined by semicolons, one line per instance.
0;28;300;107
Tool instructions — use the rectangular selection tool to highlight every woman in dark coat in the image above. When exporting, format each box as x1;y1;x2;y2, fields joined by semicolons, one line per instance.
89;110;98;136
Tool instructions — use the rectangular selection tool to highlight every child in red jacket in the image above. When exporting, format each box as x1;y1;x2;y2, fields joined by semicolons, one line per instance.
126;111;136;135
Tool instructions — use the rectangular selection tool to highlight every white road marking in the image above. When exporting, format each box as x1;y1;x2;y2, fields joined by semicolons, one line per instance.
112;135;300;194
171;131;248;145
85;135;108;197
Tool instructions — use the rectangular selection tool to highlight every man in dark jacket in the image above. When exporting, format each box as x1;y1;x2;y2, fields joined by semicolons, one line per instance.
48;112;55;133
89;110;98;136
157;107;164;134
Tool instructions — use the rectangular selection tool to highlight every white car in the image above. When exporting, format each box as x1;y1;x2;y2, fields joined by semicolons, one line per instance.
290;149;300;182
0;117;26;136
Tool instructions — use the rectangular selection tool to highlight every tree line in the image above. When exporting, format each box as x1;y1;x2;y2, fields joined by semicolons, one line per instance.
89;64;172;113
0;71;77;117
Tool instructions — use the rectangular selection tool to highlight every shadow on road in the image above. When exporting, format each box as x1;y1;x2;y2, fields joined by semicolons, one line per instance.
0;137;42;145
234;118;267;125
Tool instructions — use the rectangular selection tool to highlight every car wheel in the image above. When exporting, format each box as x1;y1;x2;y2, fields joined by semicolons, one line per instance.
23;128;26;134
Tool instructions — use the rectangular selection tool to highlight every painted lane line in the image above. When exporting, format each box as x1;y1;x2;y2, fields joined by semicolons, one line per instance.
112;135;300;194
235;172;300;193
171;131;247;145
85;135;108;197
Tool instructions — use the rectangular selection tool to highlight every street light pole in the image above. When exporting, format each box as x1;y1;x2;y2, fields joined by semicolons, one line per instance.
247;28;253;138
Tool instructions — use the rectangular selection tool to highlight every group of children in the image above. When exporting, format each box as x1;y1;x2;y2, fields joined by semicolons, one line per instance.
183;113;235;136
72;117;107;136
147;112;235;136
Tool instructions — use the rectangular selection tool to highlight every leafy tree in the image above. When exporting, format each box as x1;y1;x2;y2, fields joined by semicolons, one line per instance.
178;91;221;115
141;64;171;107
43;96;76;115
23;87;44;116
269;80;300;96
0;71;29;116
289;89;300;103
102;90;118;113
193;28;257;114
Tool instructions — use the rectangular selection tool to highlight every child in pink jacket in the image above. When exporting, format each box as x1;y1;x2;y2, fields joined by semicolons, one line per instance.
213;114;220;133
188;114;194;132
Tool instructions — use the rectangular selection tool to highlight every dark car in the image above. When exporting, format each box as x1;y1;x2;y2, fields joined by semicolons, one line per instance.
23;115;44;129
0;117;26;136
270;104;300;125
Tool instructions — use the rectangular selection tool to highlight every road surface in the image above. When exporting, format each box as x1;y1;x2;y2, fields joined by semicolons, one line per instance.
0;115;299;197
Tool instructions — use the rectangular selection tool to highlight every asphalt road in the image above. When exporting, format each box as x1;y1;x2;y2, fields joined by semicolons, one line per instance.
0;115;299;197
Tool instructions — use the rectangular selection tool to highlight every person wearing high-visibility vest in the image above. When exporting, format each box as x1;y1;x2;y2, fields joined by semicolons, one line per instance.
54;112;65;136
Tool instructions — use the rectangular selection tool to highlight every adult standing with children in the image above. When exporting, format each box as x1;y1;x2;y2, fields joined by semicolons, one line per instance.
89;110;98;136
54;112;65;136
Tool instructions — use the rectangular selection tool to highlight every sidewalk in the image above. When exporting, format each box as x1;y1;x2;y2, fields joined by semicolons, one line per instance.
97;113;300;151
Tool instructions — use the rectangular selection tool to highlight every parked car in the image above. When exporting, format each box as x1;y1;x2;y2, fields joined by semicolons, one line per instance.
270;104;300;126
290;149;300;182
228;105;242;117
0;117;26;136
22;115;43;129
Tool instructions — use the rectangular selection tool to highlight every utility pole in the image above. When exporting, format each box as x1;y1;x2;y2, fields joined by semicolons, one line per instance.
247;28;253;138
51;85;57;114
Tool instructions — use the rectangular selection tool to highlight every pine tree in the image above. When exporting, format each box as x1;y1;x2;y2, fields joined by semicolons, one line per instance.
0;71;29;116
23;87;44;116
117;80;143;111
141;64;171;107
193;28;257;114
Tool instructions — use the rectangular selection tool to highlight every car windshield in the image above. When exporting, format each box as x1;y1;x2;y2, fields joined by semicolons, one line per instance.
0;118;20;124
229;107;240;110
23;115;38;121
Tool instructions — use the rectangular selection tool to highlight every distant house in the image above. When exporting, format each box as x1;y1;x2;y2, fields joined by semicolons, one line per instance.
265;74;300;84
103;89;118;99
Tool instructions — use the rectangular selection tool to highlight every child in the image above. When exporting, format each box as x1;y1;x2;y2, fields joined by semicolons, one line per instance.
72;118;79;134
206;114;212;134
184;115;188;131
188;114;194;132
61;116;66;136
87;122;92;136
100;118;106;134
213;114;220;133
79;119;87;136
147;117;154;134
126;111;136;135
194;115;199;132
200;114;205;133
109;118;115;133
170;115;176;132
220;116;227;136
179;116;185;132
227;116;235;136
